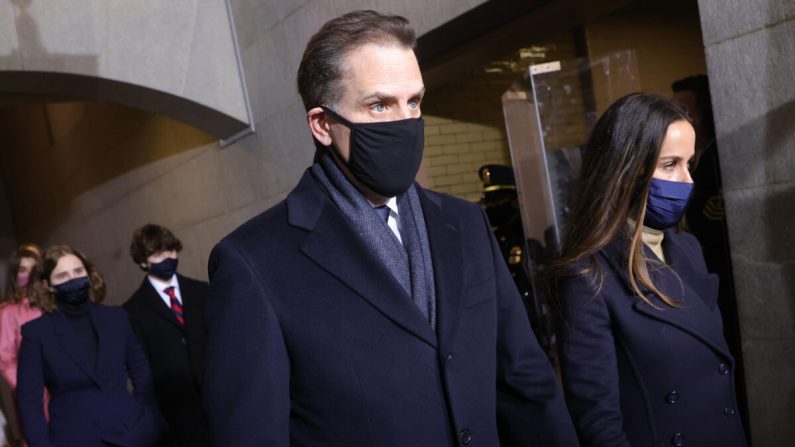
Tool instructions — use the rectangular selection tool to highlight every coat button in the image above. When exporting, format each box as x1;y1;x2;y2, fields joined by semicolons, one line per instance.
181;337;187;346
447;353;453;362
719;363;729;375
724;407;736;417
460;428;472;445
665;390;679;404
671;432;685;446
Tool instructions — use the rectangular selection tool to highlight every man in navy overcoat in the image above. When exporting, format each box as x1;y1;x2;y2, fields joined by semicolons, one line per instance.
203;10;578;447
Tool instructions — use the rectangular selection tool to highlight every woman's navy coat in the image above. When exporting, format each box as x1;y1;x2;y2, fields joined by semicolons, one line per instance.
557;230;747;447
17;304;163;447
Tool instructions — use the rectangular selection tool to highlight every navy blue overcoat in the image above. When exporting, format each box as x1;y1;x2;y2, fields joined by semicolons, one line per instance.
557;229;747;447
203;169;578;447
17;304;163;447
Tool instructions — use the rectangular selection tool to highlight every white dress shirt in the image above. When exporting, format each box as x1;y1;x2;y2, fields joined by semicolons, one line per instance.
147;274;182;309
374;196;402;243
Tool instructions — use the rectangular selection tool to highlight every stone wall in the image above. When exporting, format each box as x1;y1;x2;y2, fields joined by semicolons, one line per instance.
697;1;795;445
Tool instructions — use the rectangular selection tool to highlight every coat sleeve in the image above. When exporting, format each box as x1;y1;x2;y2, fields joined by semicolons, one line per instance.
486;210;579;447
122;311;155;406
556;267;631;447
203;239;290;446
123;306;151;363
16;328;55;447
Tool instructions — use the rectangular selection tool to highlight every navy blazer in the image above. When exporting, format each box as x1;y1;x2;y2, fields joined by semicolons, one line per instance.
17;304;163;447
557;230;747;447
204;169;578;447
124;275;210;446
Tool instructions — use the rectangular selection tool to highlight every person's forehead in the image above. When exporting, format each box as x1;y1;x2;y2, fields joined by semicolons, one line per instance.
340;43;422;89
54;254;83;272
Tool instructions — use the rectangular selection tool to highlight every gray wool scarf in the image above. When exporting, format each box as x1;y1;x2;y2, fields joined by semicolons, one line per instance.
311;153;436;329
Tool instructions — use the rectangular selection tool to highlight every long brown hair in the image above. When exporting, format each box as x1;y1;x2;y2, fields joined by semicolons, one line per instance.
3;246;46;309
32;245;106;313
554;93;691;308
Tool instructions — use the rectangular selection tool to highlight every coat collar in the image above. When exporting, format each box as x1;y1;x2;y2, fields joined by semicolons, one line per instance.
287;170;465;350
53;304;112;386
600;230;729;360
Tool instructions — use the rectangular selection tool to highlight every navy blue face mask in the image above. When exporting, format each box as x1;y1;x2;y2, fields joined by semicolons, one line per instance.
149;257;178;281
643;178;695;230
53;276;91;306
321;106;424;198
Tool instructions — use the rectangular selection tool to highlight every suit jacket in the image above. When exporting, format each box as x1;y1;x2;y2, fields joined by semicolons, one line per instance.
203;169;578;447
17;304;163;447
123;275;210;446
557;230;748;447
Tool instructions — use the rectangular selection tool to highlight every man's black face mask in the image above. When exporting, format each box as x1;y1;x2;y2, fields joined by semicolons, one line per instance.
321;106;424;198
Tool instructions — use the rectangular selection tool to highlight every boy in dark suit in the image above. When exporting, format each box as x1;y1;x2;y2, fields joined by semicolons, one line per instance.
123;224;209;447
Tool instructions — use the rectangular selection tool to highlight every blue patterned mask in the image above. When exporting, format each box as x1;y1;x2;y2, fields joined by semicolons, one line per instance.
643;178;694;230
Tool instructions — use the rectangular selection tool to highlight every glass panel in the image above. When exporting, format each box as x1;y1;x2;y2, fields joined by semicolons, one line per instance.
500;50;640;360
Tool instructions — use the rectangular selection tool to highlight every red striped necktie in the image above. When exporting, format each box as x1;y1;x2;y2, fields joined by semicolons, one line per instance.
164;286;184;325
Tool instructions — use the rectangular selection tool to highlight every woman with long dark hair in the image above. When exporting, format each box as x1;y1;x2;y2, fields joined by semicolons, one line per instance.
0;245;48;446
16;245;164;446
554;93;747;446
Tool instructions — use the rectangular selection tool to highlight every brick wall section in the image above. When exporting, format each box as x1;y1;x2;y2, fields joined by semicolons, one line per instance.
421;33;578;202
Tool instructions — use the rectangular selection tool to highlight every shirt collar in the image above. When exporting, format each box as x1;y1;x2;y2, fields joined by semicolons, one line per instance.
381;196;399;216
147;274;179;292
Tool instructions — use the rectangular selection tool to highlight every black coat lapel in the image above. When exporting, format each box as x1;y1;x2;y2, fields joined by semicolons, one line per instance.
140;279;184;332
292;175;437;348
53;311;100;386
602;233;731;360
417;188;464;353
90;305;115;379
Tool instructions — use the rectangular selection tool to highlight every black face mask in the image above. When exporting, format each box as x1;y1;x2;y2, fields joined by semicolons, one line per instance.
53;276;91;306
321;106;424;198
149;257;178;281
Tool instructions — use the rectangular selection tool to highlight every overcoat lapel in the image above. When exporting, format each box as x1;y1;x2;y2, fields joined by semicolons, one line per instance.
602;233;731;360
140;279;184;332
291;173;437;348
53;311;100;386
417;188;464;354
90;306;115;380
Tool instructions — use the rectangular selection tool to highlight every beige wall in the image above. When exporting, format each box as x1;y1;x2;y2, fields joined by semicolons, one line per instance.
422;33;579;202
585;1;707;113
0;102;219;301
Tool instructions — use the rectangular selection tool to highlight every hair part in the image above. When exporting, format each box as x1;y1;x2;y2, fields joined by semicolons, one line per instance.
130;224;183;270
297;10;417;111
33;245;106;312
554;93;692;309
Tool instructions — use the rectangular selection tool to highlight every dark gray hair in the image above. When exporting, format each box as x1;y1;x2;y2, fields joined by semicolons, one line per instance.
297;10;416;111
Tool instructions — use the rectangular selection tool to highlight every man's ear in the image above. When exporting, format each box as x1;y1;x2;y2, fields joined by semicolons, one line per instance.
307;107;333;146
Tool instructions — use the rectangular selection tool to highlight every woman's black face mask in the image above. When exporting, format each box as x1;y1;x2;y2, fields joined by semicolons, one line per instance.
321;106;424;198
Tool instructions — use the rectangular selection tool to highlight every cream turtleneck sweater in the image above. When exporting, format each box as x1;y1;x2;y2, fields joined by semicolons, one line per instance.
628;219;666;263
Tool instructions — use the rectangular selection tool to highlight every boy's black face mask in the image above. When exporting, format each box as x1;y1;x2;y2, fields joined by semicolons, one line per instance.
321;106;424;198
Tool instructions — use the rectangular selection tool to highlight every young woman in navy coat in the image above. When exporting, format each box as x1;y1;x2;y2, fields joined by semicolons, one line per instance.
16;245;164;447
554;94;748;447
